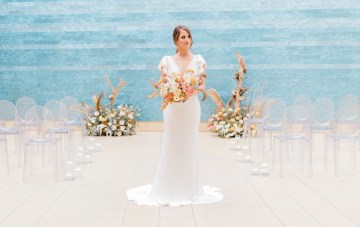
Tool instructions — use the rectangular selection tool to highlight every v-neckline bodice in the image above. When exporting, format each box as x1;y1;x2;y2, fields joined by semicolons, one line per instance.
170;55;196;74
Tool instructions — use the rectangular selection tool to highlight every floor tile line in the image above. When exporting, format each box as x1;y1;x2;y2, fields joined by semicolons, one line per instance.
215;138;286;227
1;175;52;224
33;181;73;227
283;167;359;226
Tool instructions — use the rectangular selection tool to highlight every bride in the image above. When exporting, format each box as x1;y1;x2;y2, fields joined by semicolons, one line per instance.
126;25;223;206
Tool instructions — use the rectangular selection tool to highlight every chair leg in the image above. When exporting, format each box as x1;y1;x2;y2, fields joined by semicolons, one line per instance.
334;140;339;177
300;140;304;171
352;139;356;170
53;143;59;181
5;139;9;176
308;140;313;177
324;136;329;170
280;140;284;177
23;144;29;182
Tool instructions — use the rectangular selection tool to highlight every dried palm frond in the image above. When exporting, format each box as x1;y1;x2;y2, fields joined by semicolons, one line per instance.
92;92;103;111
206;88;224;110
235;50;247;74
81;102;94;114
104;75;127;110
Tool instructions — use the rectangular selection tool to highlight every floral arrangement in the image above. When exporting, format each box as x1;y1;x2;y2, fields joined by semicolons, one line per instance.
208;107;256;138
85;104;140;136
149;68;204;110
206;50;257;138
82;75;141;136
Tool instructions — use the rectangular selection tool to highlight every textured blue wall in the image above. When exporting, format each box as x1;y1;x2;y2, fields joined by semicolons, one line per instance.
0;0;359;121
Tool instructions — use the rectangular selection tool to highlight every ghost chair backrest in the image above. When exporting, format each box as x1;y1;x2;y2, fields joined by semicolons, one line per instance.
16;96;36;122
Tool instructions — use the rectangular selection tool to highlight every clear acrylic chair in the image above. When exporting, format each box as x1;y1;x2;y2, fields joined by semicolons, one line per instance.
309;97;334;170
60;96;85;148
326;102;360;176
0;135;9;175
45;100;72;161
293;94;312;110
16;96;37;127
248;95;270;174
274;104;312;177
0;100;24;167
339;94;358;109
23;106;62;182
258;98;286;176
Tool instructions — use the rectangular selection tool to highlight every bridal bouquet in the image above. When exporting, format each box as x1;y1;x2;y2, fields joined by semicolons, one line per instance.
149;68;201;110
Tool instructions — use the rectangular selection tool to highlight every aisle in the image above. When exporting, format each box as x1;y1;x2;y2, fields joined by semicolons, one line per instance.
0;132;359;227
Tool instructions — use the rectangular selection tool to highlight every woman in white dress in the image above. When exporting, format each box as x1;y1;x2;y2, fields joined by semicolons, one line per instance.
126;25;223;206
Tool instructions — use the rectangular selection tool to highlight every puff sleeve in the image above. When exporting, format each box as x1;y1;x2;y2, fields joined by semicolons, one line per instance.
158;56;168;75
197;54;206;76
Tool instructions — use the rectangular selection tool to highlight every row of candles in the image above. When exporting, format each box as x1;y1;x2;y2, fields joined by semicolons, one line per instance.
230;135;270;176
64;137;102;180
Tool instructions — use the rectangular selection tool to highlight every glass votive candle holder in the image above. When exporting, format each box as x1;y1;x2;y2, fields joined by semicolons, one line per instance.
251;167;260;175
244;154;252;163
88;146;95;153
64;172;75;181
64;161;75;180
88;137;96;146
261;163;270;176
76;151;85;164
84;153;93;163
74;167;83;179
236;151;244;162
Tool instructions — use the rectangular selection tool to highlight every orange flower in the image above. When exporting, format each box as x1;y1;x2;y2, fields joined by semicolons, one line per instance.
165;92;174;102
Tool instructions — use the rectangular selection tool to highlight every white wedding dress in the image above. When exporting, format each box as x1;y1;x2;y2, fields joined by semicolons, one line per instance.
126;54;223;206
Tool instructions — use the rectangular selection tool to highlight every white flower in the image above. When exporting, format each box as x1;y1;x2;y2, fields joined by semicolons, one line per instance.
173;89;184;102
91;119;96;124
227;108;233;112
127;123;132;128
239;120;244;124
109;94;114;100
243;117;248;121
119;111;126;116
120;120;125;125
111;125;117;130
215;125;223;130
120;126;125;131
94;111;99;117
225;124;230;129
108;122;113;127
113;120;117;124
87;123;92;127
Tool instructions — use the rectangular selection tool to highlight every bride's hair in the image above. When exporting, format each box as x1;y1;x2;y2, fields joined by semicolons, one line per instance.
173;25;193;53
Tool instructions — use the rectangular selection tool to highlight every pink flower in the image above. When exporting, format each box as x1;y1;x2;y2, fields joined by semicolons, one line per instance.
182;84;195;96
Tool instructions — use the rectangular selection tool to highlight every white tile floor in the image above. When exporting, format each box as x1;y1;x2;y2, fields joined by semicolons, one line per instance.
1;132;360;227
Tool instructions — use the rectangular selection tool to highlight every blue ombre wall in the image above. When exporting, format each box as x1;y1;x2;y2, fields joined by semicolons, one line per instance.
0;0;359;121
